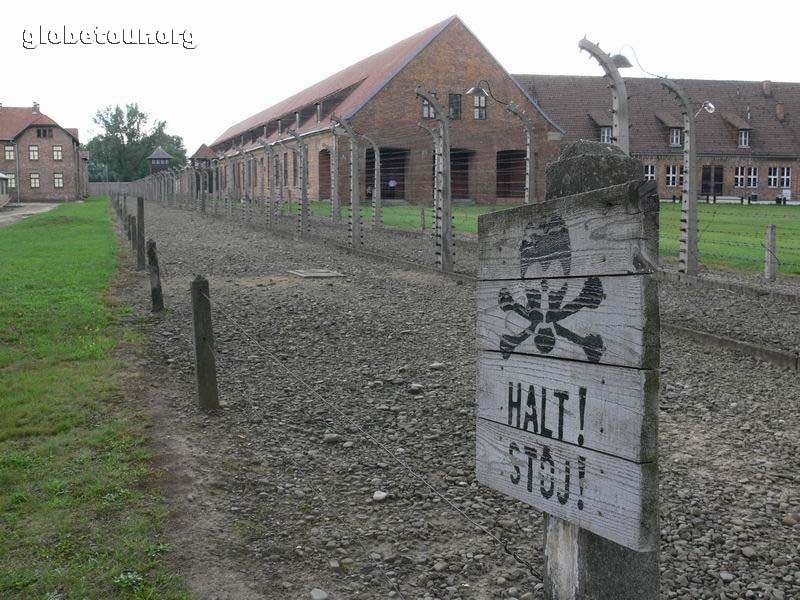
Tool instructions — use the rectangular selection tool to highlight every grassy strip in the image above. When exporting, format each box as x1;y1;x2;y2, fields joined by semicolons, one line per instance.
0;198;188;599
275;200;800;274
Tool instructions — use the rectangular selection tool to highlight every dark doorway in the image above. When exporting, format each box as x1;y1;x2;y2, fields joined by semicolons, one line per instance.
701;165;724;195
451;149;471;199
374;147;407;200
318;149;331;199
496;150;526;199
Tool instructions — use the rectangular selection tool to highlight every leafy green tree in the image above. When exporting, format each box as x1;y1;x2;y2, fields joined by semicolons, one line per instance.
86;103;187;182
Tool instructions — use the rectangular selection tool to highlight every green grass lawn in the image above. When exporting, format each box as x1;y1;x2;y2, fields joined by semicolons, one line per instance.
0;198;188;599
278;199;800;275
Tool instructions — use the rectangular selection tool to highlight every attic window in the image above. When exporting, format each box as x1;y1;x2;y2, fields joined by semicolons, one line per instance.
738;130;750;148
473;95;486;120
316;103;321;123
670;128;682;147
36;128;53;138
599;127;612;144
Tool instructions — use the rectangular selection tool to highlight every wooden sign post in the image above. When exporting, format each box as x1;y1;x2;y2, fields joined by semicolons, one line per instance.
476;141;660;599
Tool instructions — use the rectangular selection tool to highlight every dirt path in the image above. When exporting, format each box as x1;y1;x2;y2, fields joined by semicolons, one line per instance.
116;202;800;600
0;202;60;228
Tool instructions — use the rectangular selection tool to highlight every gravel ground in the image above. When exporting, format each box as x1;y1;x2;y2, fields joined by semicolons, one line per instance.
121;200;800;599
231;200;800;354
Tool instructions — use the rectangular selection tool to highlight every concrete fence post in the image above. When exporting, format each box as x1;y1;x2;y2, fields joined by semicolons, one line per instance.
765;224;777;282
416;87;453;272
331;115;362;247
190;275;220;412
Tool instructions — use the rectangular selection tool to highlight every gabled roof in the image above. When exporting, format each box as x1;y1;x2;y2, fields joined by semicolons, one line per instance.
148;146;173;160
211;16;459;147
191;143;215;160
0;106;78;142
515;74;800;157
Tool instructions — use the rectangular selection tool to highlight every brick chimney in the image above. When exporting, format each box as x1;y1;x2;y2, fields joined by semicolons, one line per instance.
761;80;772;97
32;101;40;114
776;102;785;122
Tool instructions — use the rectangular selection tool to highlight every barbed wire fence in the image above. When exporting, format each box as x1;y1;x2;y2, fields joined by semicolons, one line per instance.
110;190;548;598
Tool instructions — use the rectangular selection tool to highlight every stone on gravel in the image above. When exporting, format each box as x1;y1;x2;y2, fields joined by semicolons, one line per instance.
310;589;329;600
408;383;424;395
429;362;445;370
373;491;388;502
720;571;736;582
323;433;341;444
433;560;448;572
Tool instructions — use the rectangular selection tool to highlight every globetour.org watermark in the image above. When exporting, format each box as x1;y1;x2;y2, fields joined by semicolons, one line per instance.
22;26;197;50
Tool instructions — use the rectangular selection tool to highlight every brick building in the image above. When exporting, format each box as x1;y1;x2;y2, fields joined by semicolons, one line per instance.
0;103;88;202
515;75;800;202
208;16;564;205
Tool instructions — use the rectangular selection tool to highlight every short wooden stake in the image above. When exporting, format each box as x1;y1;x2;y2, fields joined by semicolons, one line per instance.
190;276;220;411
147;239;164;312
136;197;146;271
129;216;137;254
419;206;425;231
765;224;777;282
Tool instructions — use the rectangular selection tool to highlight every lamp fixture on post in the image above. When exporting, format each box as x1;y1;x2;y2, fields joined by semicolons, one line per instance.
466;79;537;203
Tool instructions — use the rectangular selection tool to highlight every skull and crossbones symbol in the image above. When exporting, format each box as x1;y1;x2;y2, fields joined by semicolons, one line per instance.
498;216;605;362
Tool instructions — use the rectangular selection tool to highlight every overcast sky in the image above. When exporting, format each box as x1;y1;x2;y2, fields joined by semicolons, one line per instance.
3;0;797;155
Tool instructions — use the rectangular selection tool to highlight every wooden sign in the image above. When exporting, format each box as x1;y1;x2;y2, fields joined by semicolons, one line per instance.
475;179;659;551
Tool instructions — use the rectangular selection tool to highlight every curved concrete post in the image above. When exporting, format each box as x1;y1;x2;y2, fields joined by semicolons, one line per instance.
287;130;309;236
506;102;536;204
331;115;362;247
661;78;698;276
415;87;453;272
578;38;630;155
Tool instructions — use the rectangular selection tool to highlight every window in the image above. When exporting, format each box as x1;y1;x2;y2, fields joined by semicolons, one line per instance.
473;94;486;120
768;167;779;188
448;94;462;120
599;127;612;144
292;152;298;186
36;128;53;138
7;174;15;189
644;164;656;181
54;173;64;188
29;145;39;161
670;128;682;147
53;145;63;161
665;165;678;187
30;173;40;189
734;166;746;188
679;165;685;187
747;167;758;188
283;152;288;184
4;145;14;161
738;130;750;148
422;98;435;119
780;167;792;188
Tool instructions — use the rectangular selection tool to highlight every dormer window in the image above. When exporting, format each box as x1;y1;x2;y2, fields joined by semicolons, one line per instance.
738;130;750;148
670;128;682;147
422;99;435;119
599;127;612;144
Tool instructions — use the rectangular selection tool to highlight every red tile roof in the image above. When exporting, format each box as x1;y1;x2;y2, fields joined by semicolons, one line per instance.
191;143;216;160
211;16;458;147
515;75;800;157
0;106;79;143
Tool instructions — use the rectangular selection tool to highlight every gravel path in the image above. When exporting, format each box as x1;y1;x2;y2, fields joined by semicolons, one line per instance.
121;201;800;600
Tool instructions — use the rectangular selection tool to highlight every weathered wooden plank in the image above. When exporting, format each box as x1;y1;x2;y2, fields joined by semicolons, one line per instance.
477;274;658;369
478;180;658;281
477;351;658;463
475;419;658;551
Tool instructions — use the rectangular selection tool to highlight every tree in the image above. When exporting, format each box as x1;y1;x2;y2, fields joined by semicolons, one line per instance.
86;103;187;182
